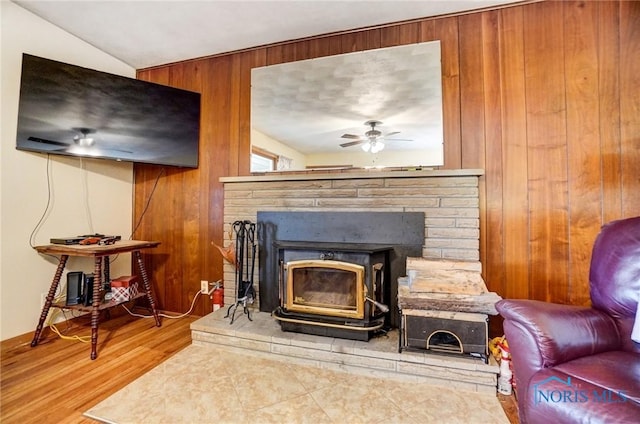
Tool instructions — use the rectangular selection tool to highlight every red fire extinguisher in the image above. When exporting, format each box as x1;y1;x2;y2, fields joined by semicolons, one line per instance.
211;281;224;311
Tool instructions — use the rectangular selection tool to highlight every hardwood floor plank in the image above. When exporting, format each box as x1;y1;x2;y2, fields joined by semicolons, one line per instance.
1;311;198;424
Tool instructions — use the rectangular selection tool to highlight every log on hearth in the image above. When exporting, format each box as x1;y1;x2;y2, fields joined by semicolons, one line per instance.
406;257;487;295
398;286;502;315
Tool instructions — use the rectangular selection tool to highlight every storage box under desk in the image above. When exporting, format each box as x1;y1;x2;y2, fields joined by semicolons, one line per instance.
399;308;488;362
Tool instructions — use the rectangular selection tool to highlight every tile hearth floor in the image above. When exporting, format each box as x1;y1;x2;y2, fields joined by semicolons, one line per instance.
190;308;500;393
85;342;510;424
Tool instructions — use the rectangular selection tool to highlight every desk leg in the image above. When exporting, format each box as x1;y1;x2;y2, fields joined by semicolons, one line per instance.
90;256;103;360
31;254;69;347
134;250;161;327
103;255;111;289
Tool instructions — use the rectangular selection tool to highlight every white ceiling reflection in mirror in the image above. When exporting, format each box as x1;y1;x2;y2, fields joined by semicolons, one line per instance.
250;40;443;172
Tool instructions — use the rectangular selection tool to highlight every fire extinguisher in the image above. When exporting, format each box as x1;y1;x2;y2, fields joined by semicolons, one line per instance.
211;281;224;311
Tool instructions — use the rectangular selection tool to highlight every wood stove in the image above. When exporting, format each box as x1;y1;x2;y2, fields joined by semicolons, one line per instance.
273;241;393;341
257;211;425;334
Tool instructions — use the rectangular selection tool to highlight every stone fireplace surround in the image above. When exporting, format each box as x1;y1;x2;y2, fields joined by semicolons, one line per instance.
190;169;498;392
219;168;483;308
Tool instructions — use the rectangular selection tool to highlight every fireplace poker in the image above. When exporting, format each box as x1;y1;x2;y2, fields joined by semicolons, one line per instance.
225;220;257;324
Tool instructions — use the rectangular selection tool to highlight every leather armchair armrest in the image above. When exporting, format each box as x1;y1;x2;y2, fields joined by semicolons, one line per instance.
496;299;621;391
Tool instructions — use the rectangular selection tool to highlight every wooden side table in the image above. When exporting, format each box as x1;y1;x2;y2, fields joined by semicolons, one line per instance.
31;240;162;359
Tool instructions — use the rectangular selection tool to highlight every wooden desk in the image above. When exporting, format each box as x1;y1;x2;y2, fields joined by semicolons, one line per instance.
32;240;162;359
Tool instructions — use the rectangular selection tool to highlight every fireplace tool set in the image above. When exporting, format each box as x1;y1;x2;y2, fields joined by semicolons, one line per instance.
225;220;256;324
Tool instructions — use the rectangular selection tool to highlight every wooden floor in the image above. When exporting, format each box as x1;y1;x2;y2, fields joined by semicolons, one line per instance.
1;310;198;424
1;311;519;423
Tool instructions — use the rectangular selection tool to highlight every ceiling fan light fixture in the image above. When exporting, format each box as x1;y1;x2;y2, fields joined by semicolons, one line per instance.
361;143;371;152
370;141;384;153
73;128;97;147
75;136;95;147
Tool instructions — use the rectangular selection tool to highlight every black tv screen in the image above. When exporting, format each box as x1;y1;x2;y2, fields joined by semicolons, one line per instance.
16;54;200;168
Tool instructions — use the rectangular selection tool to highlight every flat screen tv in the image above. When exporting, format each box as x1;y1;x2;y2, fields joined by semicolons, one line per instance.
15;54;200;168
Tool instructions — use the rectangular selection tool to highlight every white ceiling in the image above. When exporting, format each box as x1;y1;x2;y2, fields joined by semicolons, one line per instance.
13;0;520;69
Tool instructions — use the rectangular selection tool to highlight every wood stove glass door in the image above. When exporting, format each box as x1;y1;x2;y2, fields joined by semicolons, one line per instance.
284;260;365;319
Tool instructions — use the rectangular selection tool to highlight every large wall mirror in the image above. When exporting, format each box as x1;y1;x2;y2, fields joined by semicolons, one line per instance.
250;40;443;172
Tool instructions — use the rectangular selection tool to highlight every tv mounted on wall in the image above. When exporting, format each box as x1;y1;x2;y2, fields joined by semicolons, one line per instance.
15;54;200;168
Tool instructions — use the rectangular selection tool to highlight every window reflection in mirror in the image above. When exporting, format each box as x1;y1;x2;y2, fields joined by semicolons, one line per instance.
251;147;276;172
250;40;443;173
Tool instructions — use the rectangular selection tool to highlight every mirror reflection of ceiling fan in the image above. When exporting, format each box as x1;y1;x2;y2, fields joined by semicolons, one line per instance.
340;120;412;153
27;127;133;154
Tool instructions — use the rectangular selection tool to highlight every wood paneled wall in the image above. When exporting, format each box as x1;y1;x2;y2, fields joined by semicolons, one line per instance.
134;0;639;316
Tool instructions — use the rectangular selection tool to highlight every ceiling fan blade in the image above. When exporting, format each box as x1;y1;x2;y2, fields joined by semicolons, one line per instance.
105;147;134;154
383;138;413;142
340;140;366;148
384;131;400;137
341;134;362;140
28;136;70;147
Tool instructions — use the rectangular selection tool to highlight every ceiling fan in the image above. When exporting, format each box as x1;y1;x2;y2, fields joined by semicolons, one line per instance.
339;120;410;153
27;127;133;154
73;127;97;147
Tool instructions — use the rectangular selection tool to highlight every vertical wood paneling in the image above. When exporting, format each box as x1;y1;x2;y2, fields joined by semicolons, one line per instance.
499;6;529;300
435;17;462;169
309;34;343;58
619;1;640;217
598;1;622;223
524;1;570;303
398;22;421;45
162;168;184;312
459;13;487;169
458;12;488;278
134;0;639;315
564;1;602;306
202;55;234;310
170;61;203;311
265;44;286;66
379;24;402;48
481;11;505;298
365;28;382;50
419;20;436;42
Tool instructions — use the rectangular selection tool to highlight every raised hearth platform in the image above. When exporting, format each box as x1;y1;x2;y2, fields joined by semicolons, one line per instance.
191;308;499;393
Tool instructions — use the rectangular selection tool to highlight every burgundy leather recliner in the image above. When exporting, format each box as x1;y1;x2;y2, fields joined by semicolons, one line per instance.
496;216;640;424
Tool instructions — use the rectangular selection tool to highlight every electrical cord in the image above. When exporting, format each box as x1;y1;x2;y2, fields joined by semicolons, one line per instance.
44;282;91;343
45;284;204;343
122;289;204;320
109;166;165;266
29;155;54;250
129;167;165;240
49;309;91;344
79;157;94;234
